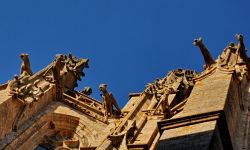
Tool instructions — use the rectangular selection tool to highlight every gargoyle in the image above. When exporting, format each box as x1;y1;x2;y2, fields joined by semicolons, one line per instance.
194;37;215;69
7;74;21;93
52;54;65;83
99;84;121;119
20;53;33;77
154;87;176;118
145;69;195;118
236;34;248;63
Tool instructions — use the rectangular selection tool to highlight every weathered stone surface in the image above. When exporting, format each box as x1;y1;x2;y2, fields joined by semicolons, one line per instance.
157;121;217;150
0;35;250;150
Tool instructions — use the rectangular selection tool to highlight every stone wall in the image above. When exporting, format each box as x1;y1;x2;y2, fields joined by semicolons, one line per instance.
157;121;216;150
0;84;56;140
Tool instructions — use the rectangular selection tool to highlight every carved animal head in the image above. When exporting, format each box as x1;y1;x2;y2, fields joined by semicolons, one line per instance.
99;84;107;93
60;55;90;90
20;53;29;61
56;54;65;60
193;37;203;46
236;34;243;42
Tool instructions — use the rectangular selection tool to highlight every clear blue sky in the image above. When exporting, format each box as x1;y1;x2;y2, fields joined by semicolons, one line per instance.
0;0;249;107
